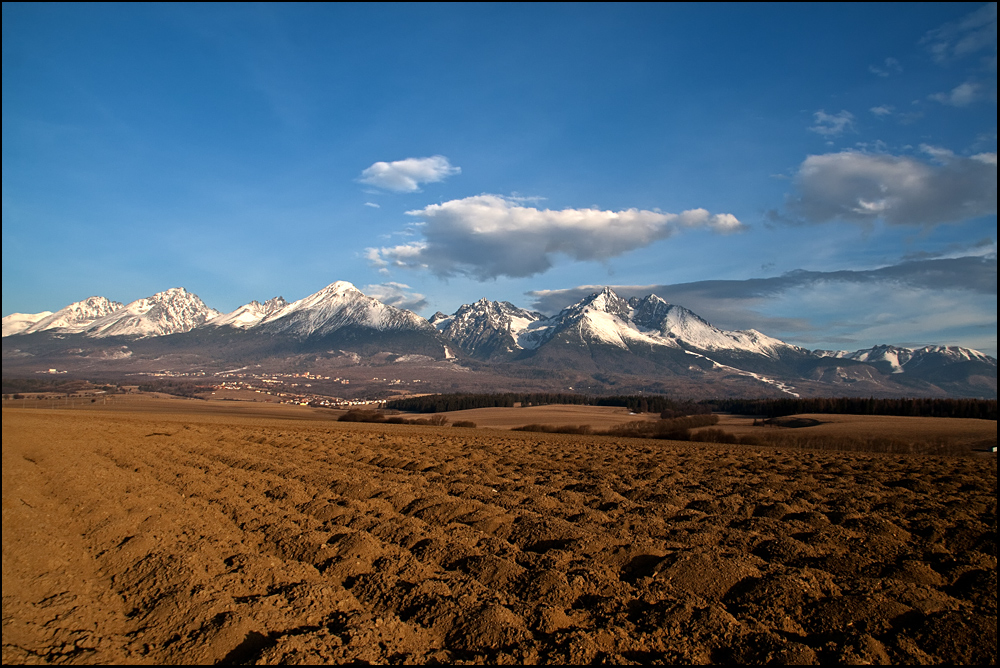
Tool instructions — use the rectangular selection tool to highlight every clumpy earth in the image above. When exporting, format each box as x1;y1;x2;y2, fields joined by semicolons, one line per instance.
2;406;996;664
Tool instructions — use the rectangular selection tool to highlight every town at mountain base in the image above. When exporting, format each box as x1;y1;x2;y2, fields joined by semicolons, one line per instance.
3;282;996;399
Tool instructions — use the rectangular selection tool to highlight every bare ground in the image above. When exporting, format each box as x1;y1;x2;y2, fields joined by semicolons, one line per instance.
2;404;996;664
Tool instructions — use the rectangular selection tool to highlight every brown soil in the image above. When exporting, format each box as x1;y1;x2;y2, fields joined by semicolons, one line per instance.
3;405;996;664
714;412;997;444
435;404;661;430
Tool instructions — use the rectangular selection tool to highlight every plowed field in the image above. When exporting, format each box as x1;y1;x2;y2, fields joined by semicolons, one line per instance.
3;405;996;664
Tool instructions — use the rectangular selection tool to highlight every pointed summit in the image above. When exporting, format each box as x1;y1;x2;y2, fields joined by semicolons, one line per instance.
22;296;124;334
85;288;219;338
257;281;431;337
572;287;632;319
433;298;545;359
1;311;53;337
210;296;289;329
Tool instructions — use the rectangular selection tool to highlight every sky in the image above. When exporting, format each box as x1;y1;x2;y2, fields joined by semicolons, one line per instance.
3;3;997;356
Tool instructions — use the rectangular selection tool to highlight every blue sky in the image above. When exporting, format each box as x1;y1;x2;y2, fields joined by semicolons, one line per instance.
3;3;996;355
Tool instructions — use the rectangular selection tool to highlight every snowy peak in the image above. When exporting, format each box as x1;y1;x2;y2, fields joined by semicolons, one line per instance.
832;344;997;373
628;294;677;329
258;281;431;337
433;298;545;358
2;311;53;337
23;296;125;335
263;296;289;313
539;288;646;350
836;344;914;373
534;288;796;357
567;287;632;320
434;287;807;357
657;306;791;357
429;311;452;330
211;296;288;329
911;345;995;364
85;288;220;338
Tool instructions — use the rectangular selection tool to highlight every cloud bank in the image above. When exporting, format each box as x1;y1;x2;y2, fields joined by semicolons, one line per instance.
358;156;460;193
366;195;744;280
789;148;997;226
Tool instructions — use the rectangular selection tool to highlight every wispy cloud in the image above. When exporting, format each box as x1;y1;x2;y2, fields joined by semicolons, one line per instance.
528;255;996;311
366;194;744;280
869;57;903;77
930;81;983;106
808;110;855;136
526;256;998;354
358;155;460;193
361;281;428;312
364;201;380;208
921;3;997;63
870;105;894;117
788;147;997;226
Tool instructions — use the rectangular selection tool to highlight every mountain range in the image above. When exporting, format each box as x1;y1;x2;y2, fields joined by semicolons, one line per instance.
3;281;996;399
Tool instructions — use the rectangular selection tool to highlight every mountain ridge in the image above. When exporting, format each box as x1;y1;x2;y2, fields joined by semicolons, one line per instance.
3;281;995;399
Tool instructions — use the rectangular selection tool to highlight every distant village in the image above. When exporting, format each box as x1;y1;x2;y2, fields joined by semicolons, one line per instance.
130;368;431;408
6;365;439;407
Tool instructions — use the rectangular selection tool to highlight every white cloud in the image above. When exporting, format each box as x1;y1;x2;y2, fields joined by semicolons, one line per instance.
808;110;855;136
789;148;997;226
361;282;428;312
869;105;894;117
358;155;460;193
930;81;982;106
364;201;380;208
366;194;744;279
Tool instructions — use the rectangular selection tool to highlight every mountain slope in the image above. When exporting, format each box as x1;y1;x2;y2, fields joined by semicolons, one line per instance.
431;299;546;359
210;297;289;329
440;287;804;362
2;282;994;398
257;281;434;337
23;297;125;335
84;288;220;338
2;311;53;337
435;287;995;397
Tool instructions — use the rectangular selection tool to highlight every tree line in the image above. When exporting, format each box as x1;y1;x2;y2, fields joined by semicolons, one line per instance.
386;393;996;420
384;392;711;415
2;377;109;396
136;379;214;398
712;397;997;420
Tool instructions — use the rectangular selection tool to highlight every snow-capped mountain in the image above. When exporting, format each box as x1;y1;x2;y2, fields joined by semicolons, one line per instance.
816;344;996;376
438;287;803;360
210;296;289;329
910;345;997;365
629;294;796;357
23;296;125;335
2;281;994;398
83;288;220;338
255;281;434;337
430;299;546;358
1;311;53;337
816;345;914;373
